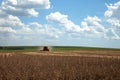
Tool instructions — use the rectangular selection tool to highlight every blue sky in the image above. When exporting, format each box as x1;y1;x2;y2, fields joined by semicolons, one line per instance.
0;0;120;48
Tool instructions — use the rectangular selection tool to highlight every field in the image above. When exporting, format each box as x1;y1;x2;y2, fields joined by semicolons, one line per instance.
0;46;120;80
0;46;120;52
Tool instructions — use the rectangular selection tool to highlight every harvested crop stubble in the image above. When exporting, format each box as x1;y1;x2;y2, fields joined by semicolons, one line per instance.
0;53;120;80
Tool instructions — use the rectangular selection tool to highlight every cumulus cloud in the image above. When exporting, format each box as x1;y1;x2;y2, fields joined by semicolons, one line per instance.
0;10;8;17
105;1;120;39
44;25;63;39
0;27;16;33
0;26;17;43
17;26;33;34
105;1;120;19
0;14;24;27
0;10;22;40
45;1;120;40
46;12;107;38
0;0;64;46
105;28;120;40
46;12;82;33
0;0;57;42
1;0;50;17
46;9;120;40
0;9;27;39
105;1;120;27
0;0;120;46
81;16;106;37
28;23;62;39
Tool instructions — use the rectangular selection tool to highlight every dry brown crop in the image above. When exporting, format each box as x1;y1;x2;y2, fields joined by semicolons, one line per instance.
0;52;120;80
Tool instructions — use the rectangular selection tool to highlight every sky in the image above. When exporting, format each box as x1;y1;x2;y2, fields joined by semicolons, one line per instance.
0;0;120;48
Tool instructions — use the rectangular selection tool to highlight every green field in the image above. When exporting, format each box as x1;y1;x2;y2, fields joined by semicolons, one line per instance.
0;46;39;52
52;46;120;51
0;46;120;52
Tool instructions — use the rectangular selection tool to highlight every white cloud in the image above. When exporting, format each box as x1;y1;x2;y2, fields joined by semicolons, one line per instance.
0;26;17;45
0;11;24;39
105;1;120;19
46;12;68;23
0;27;16;33
1;0;50;17
0;0;56;41
0;14;24;27
17;26;33;34
105;1;120;39
106;28;120;40
0;0;62;45
0;0;120;46
81;16;106;37
0;9;34;40
46;12;82;33
44;25;63;39
46;12;107;38
0;10;8;18
28;22;43;29
28;23;62;39
105;1;120;27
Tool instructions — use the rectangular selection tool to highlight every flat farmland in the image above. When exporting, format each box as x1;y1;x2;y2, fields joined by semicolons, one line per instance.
0;46;120;80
